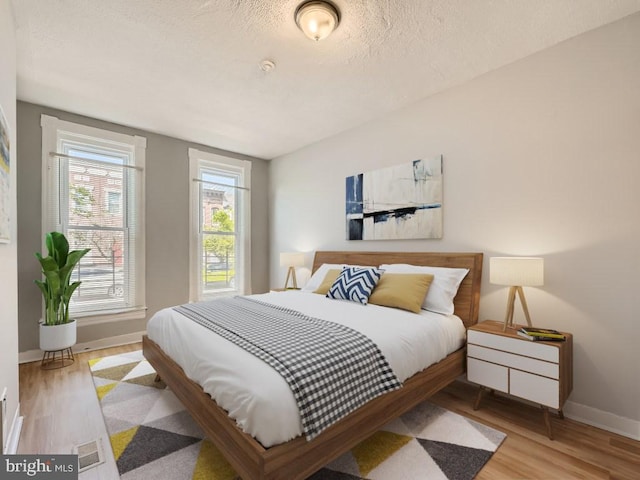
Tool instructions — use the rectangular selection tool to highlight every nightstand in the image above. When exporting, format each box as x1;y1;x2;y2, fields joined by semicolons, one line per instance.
467;320;573;439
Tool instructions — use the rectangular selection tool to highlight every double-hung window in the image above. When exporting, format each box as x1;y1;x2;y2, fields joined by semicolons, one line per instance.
189;148;251;301
41;115;146;322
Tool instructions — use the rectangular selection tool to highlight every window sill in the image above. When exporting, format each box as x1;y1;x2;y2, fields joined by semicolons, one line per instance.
194;289;242;303
74;306;148;326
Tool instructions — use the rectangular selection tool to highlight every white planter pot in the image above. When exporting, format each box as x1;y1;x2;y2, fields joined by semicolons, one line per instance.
39;319;77;351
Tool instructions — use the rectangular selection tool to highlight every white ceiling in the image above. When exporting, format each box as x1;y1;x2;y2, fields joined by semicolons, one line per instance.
11;0;640;160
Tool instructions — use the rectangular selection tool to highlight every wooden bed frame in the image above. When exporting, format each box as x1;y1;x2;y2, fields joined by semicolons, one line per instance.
143;251;483;480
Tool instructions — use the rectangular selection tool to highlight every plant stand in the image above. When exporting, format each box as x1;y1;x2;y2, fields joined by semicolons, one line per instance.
41;347;75;370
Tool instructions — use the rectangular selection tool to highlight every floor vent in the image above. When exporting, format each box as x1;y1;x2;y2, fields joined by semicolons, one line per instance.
73;438;105;472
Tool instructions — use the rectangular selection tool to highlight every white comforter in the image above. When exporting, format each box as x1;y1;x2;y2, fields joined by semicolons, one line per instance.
146;291;466;447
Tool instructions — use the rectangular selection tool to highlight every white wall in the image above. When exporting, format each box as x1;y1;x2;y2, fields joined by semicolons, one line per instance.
0;0;20;452
270;13;640;438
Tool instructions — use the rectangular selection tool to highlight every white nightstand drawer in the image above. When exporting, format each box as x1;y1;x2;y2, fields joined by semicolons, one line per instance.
467;344;559;379
468;330;559;363
510;369;559;408
468;358;508;393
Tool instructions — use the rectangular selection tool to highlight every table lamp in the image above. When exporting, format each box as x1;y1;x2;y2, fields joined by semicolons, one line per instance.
280;252;305;289
490;257;544;331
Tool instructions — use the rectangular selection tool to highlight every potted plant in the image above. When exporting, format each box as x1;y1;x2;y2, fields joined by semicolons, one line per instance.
35;231;90;351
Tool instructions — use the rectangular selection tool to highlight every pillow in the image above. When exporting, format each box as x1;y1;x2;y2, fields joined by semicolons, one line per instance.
368;273;434;313
379;264;469;315
326;266;384;305
301;263;373;292
313;269;342;295
302;263;344;292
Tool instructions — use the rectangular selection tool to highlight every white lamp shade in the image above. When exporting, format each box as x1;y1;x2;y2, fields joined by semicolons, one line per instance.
295;1;340;41
280;252;305;268
490;257;544;286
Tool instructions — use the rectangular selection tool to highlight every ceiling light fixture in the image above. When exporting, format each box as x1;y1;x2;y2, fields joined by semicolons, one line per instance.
295;1;340;42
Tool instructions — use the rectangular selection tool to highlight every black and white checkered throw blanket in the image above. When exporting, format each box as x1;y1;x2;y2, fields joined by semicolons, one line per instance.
173;296;401;440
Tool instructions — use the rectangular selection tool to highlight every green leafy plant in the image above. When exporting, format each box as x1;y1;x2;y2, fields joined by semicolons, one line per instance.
35;232;90;326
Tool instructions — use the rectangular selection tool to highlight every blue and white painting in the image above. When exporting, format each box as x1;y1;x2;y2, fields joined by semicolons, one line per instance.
346;156;443;240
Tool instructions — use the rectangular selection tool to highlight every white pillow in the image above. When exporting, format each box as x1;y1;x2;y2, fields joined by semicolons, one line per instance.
301;264;345;292
302;263;374;292
379;264;469;315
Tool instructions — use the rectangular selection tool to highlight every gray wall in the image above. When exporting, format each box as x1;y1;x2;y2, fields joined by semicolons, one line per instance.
17;101;270;352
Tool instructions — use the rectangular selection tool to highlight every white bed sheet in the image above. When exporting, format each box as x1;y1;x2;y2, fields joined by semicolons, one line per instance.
146;291;466;447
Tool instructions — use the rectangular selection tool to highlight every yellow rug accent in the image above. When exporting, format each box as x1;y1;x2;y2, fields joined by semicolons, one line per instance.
192;440;236;480
110;426;140;461
88;357;103;367
95;382;117;401
351;430;413;476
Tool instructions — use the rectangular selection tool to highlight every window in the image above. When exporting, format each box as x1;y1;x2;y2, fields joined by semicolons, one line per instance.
106;190;122;214
189;148;251;301
41;115;146;322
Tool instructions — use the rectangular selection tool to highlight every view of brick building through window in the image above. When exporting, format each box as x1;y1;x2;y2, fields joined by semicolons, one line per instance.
200;179;236;291
66;155;129;305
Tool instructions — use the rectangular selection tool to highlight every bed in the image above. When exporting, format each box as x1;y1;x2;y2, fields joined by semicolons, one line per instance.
143;251;483;480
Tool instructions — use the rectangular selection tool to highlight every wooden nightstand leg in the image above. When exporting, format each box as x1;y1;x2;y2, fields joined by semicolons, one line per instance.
473;386;485;410
558;409;564;420
542;407;553;440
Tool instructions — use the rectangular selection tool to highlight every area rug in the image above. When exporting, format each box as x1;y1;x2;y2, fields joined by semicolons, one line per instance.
90;350;506;479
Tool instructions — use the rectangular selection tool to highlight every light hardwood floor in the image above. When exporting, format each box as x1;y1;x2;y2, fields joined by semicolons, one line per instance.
429;382;640;480
19;344;640;479
18;343;140;480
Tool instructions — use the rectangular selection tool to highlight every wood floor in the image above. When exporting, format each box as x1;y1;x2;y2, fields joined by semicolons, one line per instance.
18;343;141;480
19;344;640;479
429;382;640;480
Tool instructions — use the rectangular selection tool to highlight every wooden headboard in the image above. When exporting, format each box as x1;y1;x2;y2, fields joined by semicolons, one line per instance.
312;251;483;328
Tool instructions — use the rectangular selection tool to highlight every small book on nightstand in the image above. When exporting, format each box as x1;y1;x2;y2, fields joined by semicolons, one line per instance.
517;327;566;341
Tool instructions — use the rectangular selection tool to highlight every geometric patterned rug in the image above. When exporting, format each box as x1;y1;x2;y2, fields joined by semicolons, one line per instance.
90;351;506;480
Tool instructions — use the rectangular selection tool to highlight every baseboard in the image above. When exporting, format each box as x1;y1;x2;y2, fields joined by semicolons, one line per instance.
564;400;640;441
5;404;22;454
458;377;639;440
19;331;146;364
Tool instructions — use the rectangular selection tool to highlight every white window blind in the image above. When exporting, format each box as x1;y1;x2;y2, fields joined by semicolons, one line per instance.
188;148;251;301
41;115;146;321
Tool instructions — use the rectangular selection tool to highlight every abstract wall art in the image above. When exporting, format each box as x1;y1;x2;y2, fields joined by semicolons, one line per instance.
0;104;10;244
346;156;443;240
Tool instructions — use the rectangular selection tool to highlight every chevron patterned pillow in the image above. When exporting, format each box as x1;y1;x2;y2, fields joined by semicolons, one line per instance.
326;266;384;305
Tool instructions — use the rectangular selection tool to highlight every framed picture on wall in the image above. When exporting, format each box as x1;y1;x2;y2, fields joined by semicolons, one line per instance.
0;104;10;244
346;155;443;240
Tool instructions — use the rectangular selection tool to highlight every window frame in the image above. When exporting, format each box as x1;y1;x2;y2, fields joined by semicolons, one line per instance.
188;148;251;302
41;114;147;325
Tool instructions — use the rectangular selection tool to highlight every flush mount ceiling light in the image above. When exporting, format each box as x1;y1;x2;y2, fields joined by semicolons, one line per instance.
295;1;340;42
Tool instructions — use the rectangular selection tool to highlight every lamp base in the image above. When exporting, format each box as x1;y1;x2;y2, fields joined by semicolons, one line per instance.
503;286;533;331
283;266;298;290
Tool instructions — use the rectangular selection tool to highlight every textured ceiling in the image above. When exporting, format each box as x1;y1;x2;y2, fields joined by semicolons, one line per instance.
11;0;640;159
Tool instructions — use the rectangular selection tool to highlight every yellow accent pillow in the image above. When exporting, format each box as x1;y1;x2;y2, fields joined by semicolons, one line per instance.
313;269;342;295
368;273;434;313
